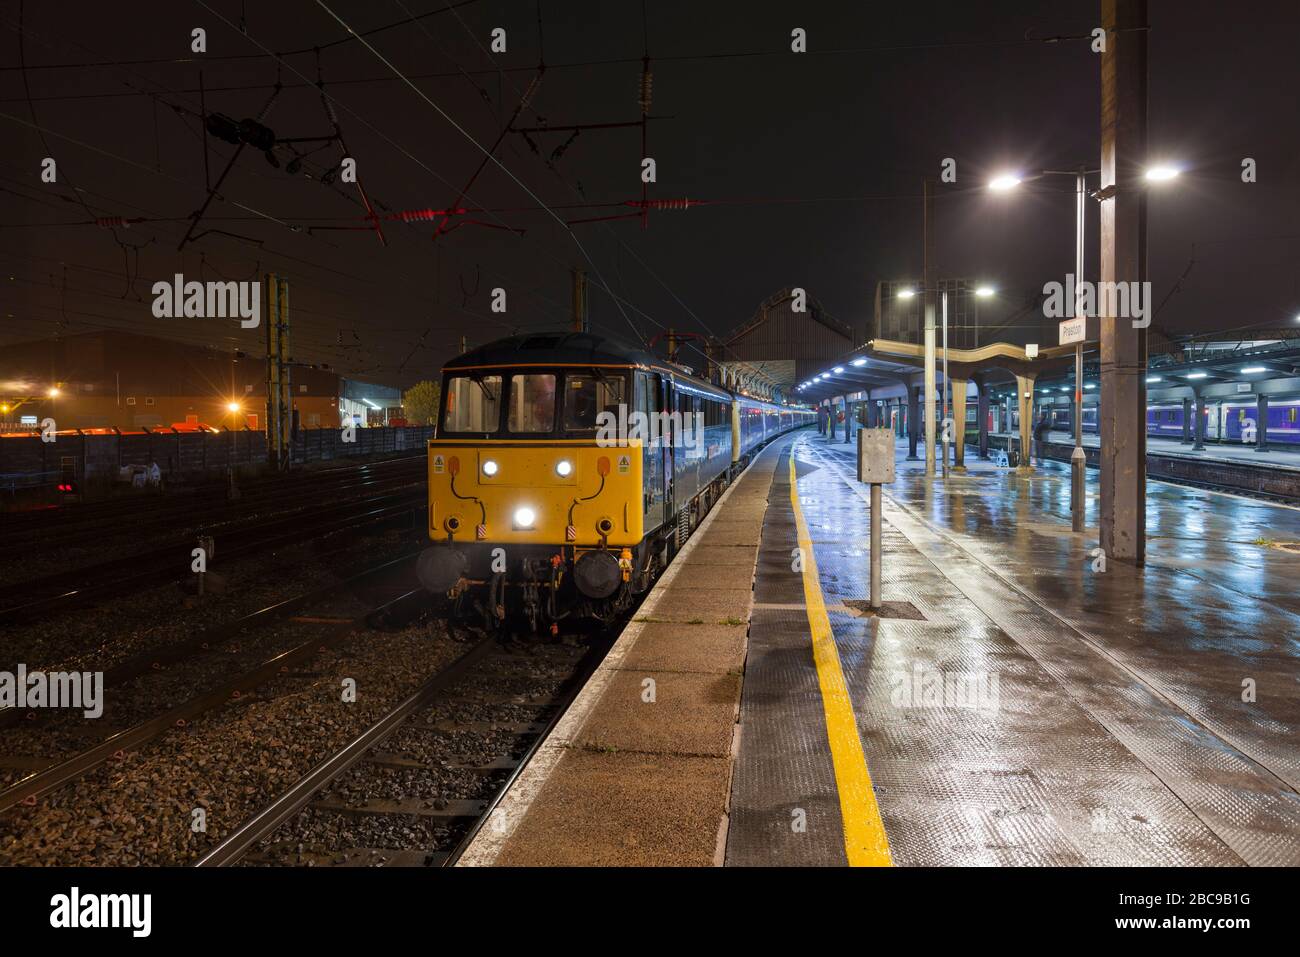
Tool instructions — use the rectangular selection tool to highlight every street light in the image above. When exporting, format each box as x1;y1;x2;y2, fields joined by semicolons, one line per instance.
1144;166;1180;182
975;285;996;298
988;165;1099;523
47;386;60;398
896;288;915;299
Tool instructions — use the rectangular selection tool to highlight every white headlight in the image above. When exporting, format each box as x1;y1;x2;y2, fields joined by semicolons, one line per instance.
514;506;536;528
555;459;573;477
482;459;498;476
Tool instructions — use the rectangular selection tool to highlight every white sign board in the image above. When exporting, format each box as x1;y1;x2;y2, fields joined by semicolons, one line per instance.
1059;316;1086;345
1025;343;1039;359
857;428;896;484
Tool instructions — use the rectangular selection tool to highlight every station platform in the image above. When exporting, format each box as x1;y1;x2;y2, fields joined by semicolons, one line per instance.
462;428;1300;866
994;429;1300;470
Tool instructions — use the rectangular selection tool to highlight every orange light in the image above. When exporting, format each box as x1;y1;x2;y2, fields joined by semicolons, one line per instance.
226;402;241;413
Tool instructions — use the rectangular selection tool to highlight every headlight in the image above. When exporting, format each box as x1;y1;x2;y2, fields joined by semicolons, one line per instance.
513;506;536;528
555;459;573;477
482;459;498;476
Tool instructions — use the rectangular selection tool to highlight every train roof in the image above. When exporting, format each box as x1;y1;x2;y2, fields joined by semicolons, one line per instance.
444;332;666;373
444;332;809;410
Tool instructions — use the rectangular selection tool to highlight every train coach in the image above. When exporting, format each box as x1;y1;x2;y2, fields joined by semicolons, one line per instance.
417;332;814;630
1071;400;1300;443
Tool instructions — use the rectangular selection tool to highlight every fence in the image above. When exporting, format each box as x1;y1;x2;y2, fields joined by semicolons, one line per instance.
0;426;434;493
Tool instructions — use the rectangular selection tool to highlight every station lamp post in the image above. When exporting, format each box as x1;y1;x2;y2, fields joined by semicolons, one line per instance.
941;284;998;473
989;167;1092;529
988;163;1180;532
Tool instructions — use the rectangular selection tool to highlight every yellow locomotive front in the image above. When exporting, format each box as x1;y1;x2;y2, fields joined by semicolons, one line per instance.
417;334;659;631
426;439;643;549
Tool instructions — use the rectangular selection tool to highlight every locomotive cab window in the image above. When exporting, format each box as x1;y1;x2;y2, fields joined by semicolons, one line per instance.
563;372;627;431
443;374;502;433
508;373;556;433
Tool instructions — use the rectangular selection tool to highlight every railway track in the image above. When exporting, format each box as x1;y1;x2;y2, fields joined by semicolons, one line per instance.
0;553;424;731
196;632;605;867
0;555;431;816
0;455;425;560
0;485;427;624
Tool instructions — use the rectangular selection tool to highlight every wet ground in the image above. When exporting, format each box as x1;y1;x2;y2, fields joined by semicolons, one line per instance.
726;431;1300;866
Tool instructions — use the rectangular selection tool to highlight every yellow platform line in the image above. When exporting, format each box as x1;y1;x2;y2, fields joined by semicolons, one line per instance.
788;452;893;866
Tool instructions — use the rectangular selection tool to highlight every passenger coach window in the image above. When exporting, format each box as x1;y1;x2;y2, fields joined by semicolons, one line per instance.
443;375;502;433
508;373;556;432
564;373;626;430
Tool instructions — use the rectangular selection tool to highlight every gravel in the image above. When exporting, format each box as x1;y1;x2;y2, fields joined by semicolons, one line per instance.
246;639;593;866
0;598;465;865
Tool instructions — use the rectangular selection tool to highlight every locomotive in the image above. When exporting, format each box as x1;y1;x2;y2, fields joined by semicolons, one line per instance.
417;332;814;630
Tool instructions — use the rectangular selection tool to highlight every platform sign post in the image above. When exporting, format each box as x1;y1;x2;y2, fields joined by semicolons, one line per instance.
858;428;896;610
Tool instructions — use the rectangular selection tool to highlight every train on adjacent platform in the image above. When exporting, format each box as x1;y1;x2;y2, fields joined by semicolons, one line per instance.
1032;400;1300;444
991;398;1300;445
417;332;814;629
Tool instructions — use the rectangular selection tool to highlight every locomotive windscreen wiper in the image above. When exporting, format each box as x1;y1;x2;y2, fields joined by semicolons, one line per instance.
475;374;498;403
587;368;625;402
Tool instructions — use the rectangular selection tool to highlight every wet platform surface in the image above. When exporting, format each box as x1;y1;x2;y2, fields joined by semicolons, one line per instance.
727;430;1300;865
460;438;790;867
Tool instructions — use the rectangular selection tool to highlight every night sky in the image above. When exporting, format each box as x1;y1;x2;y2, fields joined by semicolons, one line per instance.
2;0;1297;387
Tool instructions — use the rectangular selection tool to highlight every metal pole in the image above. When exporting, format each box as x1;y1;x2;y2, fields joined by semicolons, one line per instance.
870;482;882;610
1071;170;1086;532
924;305;936;475
923;179;936;477
571;268;587;332
1098;0;1148;565
279;277;291;472
265;272;279;467
941;289;950;478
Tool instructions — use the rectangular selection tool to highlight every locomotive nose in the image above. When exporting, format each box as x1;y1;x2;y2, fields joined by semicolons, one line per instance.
417;546;468;594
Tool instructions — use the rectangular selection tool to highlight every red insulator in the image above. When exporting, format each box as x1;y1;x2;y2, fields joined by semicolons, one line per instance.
626;198;693;211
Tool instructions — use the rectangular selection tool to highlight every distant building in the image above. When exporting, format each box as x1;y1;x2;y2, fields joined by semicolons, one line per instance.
724;287;855;393
0;330;401;432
